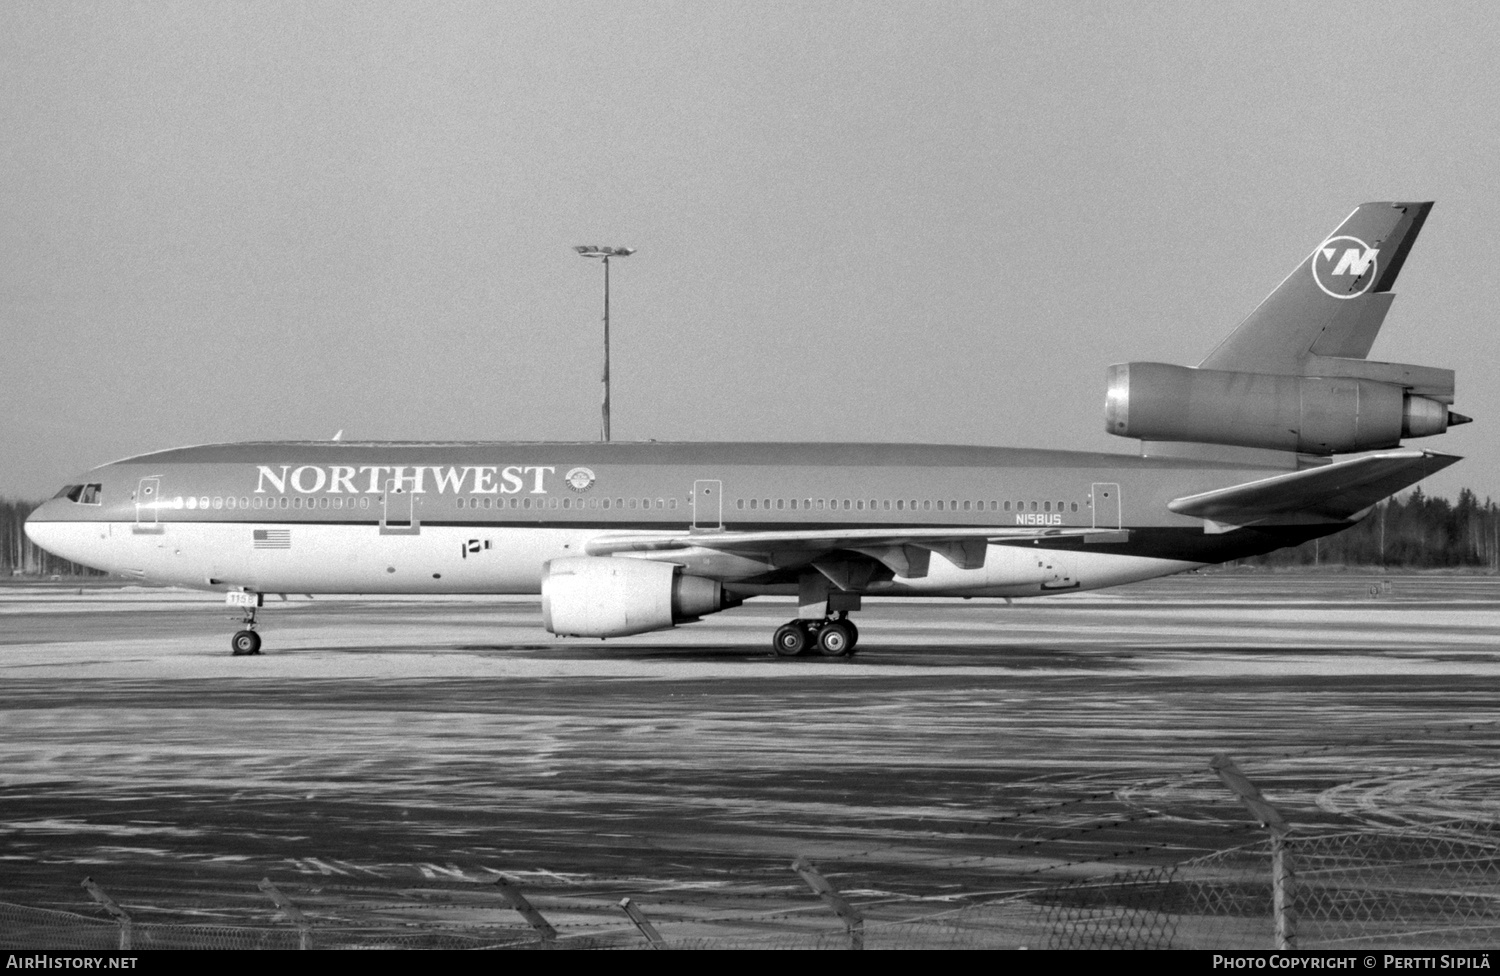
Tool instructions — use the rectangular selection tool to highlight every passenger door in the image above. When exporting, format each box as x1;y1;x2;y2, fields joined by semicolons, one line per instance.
1091;483;1121;529
692;480;723;529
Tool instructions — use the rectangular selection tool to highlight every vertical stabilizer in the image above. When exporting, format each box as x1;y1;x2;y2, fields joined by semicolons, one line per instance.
1198;202;1432;375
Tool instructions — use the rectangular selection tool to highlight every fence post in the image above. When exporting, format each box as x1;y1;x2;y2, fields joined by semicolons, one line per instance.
1210;753;1296;949
791;856;864;949
80;878;132;950
618;897;666;948
493;875;557;948
258;878;314;950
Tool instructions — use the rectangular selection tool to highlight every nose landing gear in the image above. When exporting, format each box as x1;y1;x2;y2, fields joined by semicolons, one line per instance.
231;628;262;656
228;594;262;656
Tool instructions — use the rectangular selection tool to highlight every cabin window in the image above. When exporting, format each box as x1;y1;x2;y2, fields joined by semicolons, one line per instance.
936;500;944;511
1030;501;1038;511
842;500;851;511
816;499;825;510
318;497;328;509
1044;501;1051;512
962;501;970;511
668;499;676;510
736;499;744;510
776;499;784;510
562;498;571;509
763;498;770;510
1070;502;1078;512
748;498;757;510
657;499;666;510
896;500;904;511
225;496;236;510
1057;500;1064;512
603;498;612;510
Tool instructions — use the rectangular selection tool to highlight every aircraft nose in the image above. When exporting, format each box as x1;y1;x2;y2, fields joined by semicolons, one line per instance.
24;501;60;547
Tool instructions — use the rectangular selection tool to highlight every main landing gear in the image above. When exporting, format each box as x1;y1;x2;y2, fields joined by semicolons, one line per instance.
231;604;262;657
772;613;860;658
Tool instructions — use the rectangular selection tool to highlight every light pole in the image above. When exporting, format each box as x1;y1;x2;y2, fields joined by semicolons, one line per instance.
574;245;635;441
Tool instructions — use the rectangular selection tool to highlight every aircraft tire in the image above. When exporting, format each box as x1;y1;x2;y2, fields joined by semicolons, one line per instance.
231;630;262;656
844;620;859;650
772;623;809;657
817;621;852;657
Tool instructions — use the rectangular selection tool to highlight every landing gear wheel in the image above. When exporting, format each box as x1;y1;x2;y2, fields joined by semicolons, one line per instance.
817;621;853;657
231;630;262;656
844;620;859;651
772;622;809;657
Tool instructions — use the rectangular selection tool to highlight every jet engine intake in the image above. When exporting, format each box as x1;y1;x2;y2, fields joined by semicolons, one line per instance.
540;556;737;638
1105;362;1460;455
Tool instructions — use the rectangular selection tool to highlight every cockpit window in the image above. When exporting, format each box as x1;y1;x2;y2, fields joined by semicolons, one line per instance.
53;483;102;504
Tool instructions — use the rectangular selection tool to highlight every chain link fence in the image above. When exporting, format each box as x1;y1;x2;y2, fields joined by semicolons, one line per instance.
5;819;1495;950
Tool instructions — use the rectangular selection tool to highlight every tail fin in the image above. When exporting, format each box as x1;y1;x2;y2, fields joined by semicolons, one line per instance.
1198;202;1433;374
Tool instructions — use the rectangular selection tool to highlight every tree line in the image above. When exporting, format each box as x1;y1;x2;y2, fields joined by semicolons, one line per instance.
1237;488;1500;570
3;489;1498;578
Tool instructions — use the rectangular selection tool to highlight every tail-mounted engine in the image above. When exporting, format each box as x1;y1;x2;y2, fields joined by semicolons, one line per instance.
1105;361;1468;455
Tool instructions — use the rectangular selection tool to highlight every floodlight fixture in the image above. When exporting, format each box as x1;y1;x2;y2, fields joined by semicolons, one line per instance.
574;245;635;441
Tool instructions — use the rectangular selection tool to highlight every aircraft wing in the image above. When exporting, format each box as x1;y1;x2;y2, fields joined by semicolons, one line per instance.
584;525;1128;575
1167;450;1460;528
586;526;1125;554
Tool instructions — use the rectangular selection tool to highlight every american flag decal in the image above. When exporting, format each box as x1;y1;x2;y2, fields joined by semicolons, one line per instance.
253;529;291;549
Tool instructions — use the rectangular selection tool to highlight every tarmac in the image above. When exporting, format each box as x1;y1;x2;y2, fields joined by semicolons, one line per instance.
1;572;1497;945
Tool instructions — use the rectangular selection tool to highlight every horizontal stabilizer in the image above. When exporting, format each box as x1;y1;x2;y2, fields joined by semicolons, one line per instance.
1167;450;1460;527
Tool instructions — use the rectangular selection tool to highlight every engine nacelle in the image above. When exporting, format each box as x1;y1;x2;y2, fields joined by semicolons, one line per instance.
541;556;736;638
1105;362;1457;455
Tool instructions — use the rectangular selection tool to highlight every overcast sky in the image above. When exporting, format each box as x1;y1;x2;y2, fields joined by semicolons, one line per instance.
3;1;1496;502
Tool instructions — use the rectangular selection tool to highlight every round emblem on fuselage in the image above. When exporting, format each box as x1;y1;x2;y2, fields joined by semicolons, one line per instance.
565;467;596;492
1311;235;1379;300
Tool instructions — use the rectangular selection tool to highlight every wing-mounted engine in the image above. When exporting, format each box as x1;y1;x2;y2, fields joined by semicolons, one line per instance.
541;556;740;638
1105;201;1470;458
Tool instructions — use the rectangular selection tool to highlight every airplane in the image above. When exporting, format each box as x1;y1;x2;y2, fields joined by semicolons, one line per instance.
25;201;1470;657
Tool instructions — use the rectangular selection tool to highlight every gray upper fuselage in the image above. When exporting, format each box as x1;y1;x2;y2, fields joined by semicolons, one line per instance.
35;439;1287;536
